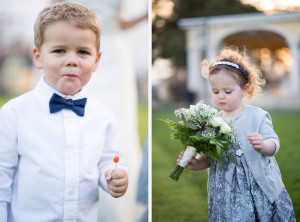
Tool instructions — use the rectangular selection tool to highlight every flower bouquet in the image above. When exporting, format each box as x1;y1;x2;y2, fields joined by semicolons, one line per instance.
161;101;237;181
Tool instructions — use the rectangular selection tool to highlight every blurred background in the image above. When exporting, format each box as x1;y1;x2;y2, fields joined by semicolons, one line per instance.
152;0;300;109
0;0;148;104
152;0;300;221
0;0;46;96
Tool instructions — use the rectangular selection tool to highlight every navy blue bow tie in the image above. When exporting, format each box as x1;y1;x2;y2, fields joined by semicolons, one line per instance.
49;93;87;117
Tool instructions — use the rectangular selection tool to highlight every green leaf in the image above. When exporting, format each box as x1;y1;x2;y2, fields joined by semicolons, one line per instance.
205;127;214;134
218;156;229;168
219;140;228;144
195;131;203;137
215;145;223;156
181;114;198;130
160;119;182;129
209;140;216;145
228;153;238;166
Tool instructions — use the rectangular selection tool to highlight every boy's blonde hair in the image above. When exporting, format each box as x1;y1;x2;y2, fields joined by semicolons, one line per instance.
34;2;101;52
201;46;266;100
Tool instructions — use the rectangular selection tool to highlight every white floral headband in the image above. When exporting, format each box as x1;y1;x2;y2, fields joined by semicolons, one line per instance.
210;61;248;82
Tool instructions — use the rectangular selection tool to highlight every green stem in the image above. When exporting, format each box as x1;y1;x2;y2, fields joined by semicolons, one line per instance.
169;165;185;181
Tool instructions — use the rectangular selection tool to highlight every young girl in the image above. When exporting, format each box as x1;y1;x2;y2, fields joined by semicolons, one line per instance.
178;47;295;221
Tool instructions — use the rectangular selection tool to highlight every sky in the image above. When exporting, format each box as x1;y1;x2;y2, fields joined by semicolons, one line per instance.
240;0;300;13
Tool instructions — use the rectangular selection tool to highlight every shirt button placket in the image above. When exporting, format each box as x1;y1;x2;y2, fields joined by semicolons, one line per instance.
63;111;79;221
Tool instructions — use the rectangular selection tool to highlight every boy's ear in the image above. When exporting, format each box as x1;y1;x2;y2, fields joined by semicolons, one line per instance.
32;47;43;69
93;51;101;72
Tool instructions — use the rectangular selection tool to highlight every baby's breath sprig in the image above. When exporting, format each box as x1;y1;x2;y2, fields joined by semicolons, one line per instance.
161;101;238;181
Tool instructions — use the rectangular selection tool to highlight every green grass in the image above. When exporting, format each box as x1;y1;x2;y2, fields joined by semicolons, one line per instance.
138;101;148;145
152;109;300;221
271;111;300;219
0;96;11;107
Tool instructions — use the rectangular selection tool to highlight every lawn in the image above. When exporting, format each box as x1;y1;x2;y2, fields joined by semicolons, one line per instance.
138;101;148;145
152;108;300;221
0;96;12;108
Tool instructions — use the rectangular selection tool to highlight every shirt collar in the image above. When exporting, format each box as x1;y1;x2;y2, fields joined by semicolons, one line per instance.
34;76;88;111
35;76;87;99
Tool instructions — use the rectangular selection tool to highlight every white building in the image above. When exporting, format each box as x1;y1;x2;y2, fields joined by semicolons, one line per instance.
178;12;300;109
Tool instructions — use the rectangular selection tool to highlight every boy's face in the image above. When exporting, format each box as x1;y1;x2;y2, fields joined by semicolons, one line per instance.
33;22;101;95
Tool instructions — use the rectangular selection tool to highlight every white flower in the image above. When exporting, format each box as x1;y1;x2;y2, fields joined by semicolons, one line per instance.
236;149;243;156
220;123;231;135
188;105;197;115
208;106;218;114
210;116;224;127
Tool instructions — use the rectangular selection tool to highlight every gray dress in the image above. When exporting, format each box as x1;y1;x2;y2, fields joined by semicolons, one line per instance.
207;120;295;221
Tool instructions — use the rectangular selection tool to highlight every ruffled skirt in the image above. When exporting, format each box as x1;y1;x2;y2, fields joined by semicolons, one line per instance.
207;146;295;222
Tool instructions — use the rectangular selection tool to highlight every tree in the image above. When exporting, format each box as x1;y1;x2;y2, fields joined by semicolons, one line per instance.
152;0;258;67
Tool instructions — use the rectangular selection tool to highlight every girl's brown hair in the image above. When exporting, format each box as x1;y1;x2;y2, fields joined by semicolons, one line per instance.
34;2;101;52
201;46;266;100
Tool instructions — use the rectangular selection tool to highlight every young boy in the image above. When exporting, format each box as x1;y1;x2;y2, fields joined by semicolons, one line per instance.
0;2;128;221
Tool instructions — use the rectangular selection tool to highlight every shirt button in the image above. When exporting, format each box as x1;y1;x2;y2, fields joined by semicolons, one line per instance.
68;189;74;195
257;178;261;182
269;196;273;200
67;153;73;159
68;119;74;124
247;160;252;164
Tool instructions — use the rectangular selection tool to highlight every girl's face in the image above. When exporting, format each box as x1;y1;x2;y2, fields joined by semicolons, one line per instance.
209;71;248;116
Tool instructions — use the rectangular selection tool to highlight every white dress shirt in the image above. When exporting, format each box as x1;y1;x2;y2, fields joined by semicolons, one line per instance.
0;77;127;222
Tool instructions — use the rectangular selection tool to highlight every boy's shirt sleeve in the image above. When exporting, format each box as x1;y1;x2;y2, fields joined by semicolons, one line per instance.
97;115;128;192
0;202;8;222
0;103;19;220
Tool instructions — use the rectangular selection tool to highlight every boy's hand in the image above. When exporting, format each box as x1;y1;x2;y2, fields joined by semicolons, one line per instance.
105;169;128;198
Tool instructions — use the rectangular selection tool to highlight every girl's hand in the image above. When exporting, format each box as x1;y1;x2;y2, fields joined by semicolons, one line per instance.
247;133;263;152
248;133;276;156
105;169;128;198
177;152;210;170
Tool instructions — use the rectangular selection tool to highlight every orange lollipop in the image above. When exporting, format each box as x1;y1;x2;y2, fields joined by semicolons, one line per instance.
113;155;119;169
